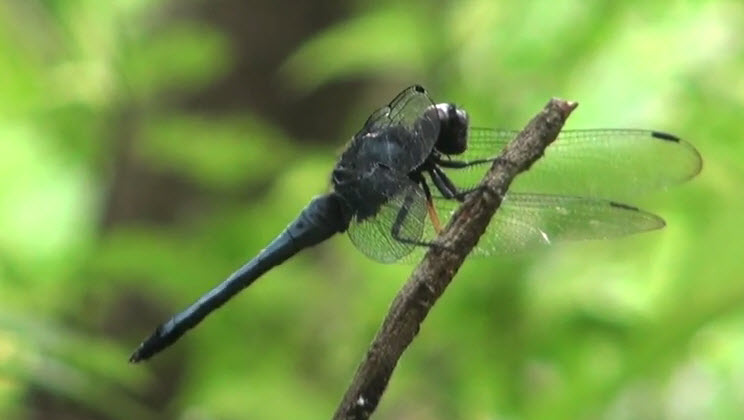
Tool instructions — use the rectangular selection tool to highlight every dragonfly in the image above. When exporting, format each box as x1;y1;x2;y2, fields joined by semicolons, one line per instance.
129;85;702;362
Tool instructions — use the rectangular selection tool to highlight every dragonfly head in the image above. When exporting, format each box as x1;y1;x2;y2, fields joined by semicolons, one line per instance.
434;103;469;155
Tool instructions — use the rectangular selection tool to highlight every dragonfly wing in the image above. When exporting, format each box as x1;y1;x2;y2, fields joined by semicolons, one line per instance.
363;85;437;132
345;165;428;263
355;85;440;170
440;128;702;199
422;193;665;256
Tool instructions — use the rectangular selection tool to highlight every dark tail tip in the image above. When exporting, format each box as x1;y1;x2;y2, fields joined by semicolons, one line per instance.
128;325;172;363
129;347;146;363
129;337;157;363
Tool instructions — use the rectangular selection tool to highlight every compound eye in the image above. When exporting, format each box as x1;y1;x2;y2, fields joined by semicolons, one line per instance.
434;103;468;155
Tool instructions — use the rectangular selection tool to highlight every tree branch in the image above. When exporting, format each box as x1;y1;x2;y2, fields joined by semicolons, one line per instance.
332;98;578;420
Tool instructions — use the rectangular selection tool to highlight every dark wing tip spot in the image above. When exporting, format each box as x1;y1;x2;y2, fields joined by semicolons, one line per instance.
609;201;667;231
609;201;640;211
412;84;426;93
651;131;680;142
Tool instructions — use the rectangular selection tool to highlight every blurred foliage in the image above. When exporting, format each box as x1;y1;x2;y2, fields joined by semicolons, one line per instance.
0;0;743;419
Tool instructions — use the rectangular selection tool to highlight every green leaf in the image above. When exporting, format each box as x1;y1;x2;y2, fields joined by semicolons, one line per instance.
121;22;230;98
138;113;294;189
282;6;437;91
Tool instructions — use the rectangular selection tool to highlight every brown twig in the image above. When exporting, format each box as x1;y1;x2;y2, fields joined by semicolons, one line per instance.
332;98;578;420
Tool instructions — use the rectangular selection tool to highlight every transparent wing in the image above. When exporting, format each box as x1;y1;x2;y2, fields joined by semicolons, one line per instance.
441;128;702;199
355;85;440;169
398;193;665;260
363;85;437;133
346;171;428;264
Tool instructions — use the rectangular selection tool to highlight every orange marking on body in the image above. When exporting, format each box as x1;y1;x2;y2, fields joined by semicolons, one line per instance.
427;200;443;234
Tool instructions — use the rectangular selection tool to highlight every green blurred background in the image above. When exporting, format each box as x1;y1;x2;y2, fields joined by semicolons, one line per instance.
0;0;742;419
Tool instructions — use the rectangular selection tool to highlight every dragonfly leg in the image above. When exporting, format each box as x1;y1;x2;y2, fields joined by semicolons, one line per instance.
433;155;499;168
390;190;436;247
391;184;458;253
408;172;443;234
418;174;443;233
426;198;443;234
429;166;484;202
429;166;458;198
